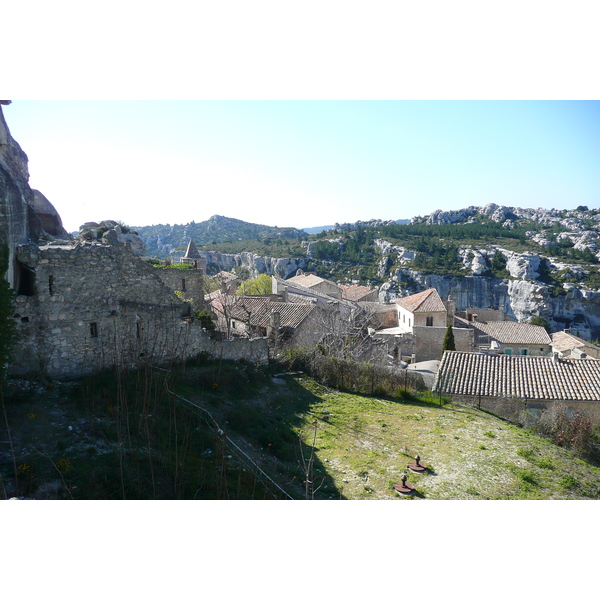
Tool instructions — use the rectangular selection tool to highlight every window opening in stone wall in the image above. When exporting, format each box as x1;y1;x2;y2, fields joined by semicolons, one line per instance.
17;264;36;296
49;275;54;295
21;316;29;323
136;322;141;339
521;349;527;355
426;316;433;326
90;322;98;338
181;278;186;291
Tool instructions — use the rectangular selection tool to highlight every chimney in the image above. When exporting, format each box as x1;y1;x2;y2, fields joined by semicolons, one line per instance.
267;311;281;344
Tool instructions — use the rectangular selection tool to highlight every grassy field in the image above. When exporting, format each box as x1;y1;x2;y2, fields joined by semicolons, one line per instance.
251;374;600;500
2;360;600;500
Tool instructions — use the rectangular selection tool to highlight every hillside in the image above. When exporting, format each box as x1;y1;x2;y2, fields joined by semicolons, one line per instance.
148;205;600;336
2;359;599;500
134;214;307;256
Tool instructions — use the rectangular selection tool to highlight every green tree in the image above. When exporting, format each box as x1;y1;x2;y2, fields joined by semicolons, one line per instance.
529;316;550;333
237;273;273;296
442;324;456;353
195;308;216;331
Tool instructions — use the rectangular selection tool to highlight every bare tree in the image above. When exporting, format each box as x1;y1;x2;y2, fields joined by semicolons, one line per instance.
296;419;325;500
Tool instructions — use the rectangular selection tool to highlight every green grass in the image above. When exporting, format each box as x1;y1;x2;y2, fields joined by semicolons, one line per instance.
3;361;600;500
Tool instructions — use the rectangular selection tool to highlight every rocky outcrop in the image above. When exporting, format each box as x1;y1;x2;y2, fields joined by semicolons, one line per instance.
459;248;490;276
77;220;146;256
30;190;71;239
505;251;541;280
1;104;51;287
200;250;308;280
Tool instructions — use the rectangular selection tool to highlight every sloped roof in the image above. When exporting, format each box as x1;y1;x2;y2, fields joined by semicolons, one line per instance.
274;277;355;309
396;288;446;313
249;302;316;329
184;238;200;259
455;317;551;345
214;271;239;283
551;331;600;355
433;351;600;401
287;273;338;289
209;293;315;330
340;285;376;302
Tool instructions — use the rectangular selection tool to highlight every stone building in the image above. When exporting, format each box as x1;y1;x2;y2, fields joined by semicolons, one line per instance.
433;351;600;425
180;238;207;270
10;235;269;378
550;330;600;360
454;317;551;356
286;272;342;300
395;288;447;333
153;264;206;310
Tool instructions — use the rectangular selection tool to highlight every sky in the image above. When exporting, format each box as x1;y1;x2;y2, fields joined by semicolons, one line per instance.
3;100;599;233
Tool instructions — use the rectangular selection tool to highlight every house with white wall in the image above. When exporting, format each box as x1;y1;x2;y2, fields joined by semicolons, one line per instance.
395;288;447;334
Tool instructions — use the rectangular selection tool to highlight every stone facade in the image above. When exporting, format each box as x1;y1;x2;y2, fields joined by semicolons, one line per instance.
414;326;474;362
10;239;267;378
153;266;206;310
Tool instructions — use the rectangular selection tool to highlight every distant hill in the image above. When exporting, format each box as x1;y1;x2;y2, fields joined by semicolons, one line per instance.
302;219;410;235
302;225;335;234
134;214;308;256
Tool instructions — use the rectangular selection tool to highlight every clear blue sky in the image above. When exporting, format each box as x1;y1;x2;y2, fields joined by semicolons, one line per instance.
4;100;599;234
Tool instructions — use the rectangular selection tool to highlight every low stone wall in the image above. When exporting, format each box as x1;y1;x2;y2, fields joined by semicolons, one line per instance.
205;337;269;364
448;394;600;427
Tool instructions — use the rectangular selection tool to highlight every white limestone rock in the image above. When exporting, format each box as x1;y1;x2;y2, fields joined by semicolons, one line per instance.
505;252;541;280
424;207;478;225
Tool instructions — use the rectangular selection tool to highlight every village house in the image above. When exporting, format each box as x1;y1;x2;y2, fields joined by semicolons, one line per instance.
454;316;551;356
433;351;600;425
207;289;335;351
340;284;378;303
285;271;342;300
368;288;473;364
395;288;448;333
550;330;600;360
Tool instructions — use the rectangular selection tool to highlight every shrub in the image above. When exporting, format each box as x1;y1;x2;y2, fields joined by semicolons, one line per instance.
195;309;216;331
538;403;594;457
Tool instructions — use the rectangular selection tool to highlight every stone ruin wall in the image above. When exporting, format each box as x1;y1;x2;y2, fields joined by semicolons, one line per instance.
153;266;206;310
10;240;268;378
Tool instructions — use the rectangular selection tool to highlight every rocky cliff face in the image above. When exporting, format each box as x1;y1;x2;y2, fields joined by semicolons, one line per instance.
200;250;308;279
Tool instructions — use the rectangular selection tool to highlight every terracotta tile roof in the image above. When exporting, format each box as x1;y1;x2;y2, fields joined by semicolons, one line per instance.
551;331;600;355
209;293;315;330
249;302;316;329
455;317;551;345
395;288;446;313
274;277;355;309
287;273;338;289
433;351;600;401
208;294;270;319
340;285;376;302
